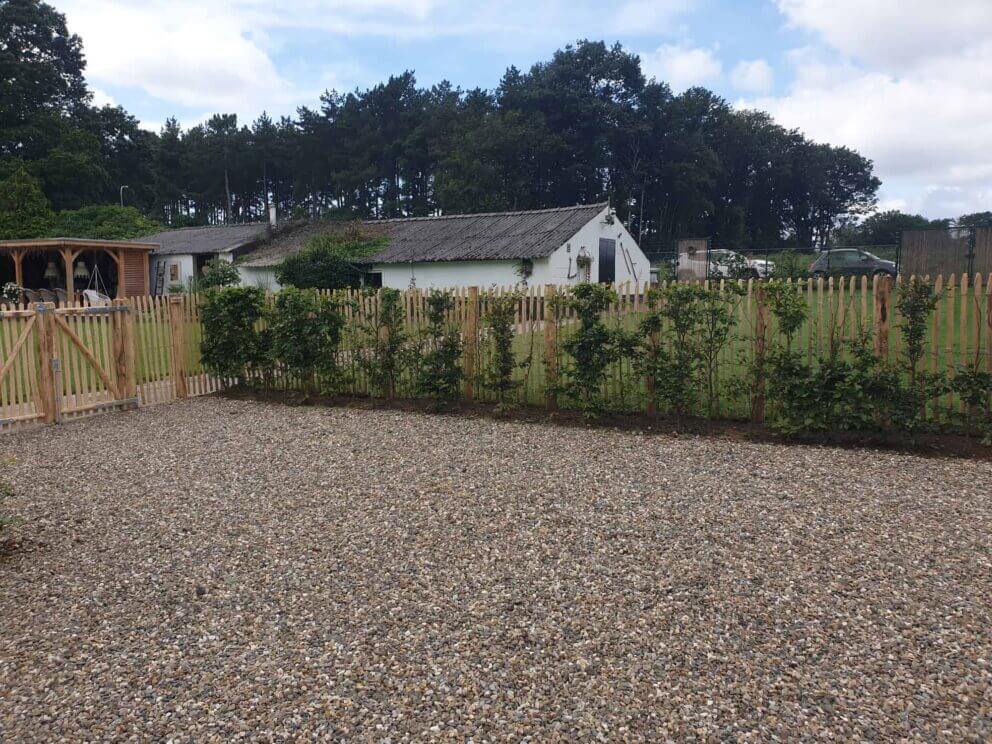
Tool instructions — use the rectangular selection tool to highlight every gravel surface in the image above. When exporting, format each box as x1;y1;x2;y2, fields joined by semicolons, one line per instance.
1;398;991;741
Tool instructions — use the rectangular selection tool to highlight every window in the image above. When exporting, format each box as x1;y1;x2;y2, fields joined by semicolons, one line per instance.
365;272;383;288
169;263;179;281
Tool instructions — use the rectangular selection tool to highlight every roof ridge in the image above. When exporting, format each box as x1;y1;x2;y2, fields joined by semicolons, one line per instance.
365;202;608;224
148;222;269;234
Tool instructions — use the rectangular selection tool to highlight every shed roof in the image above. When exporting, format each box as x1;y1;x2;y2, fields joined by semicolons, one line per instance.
0;237;157;252
142;223;272;256
364;203;608;264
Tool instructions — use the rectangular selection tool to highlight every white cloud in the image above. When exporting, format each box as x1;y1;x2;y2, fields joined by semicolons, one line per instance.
640;43;721;92
611;0;696;34
730;59;773;93
61;0;370;126
745;1;992;217
777;0;992;68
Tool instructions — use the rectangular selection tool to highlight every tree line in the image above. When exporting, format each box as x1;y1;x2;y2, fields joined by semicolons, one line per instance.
1;0;982;252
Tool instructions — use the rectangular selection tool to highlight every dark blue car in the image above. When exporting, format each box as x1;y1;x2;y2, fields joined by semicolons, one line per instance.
810;249;897;279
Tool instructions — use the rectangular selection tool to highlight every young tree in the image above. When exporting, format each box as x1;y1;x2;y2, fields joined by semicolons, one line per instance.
0;168;53;238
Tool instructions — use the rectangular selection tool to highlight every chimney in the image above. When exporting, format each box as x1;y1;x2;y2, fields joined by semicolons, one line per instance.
268;204;277;226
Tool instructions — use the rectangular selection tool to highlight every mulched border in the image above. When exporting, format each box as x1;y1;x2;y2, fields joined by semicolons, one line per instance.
218;387;992;462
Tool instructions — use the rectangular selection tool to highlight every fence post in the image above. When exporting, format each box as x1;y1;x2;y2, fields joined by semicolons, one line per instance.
873;275;891;360
463;286;479;402
751;284;768;424
33;303;58;424
112;299;137;404
168;296;188;399
544;284;558;411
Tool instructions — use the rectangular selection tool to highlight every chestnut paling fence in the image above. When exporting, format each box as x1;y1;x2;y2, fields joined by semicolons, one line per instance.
1;274;991;433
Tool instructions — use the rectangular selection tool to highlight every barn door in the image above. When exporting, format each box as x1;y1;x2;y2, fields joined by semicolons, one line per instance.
50;304;137;422
598;238;616;284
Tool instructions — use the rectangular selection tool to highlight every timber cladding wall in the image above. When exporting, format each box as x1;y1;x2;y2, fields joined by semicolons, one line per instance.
901;227;992;277
122;251;150;297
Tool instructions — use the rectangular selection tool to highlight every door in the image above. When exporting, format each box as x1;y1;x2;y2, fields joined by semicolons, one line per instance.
598;238;616;284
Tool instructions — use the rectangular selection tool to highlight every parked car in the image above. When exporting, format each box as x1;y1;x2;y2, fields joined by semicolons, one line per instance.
678;249;775;280
809;249;897;279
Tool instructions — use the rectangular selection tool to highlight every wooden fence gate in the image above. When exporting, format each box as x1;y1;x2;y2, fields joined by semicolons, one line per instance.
1;302;137;430
0;307;45;429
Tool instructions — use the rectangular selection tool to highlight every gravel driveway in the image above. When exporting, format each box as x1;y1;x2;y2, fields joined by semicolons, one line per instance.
1;398;991;741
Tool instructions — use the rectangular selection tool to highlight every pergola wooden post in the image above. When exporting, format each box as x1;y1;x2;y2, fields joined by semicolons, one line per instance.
60;247;74;300
11;249;23;286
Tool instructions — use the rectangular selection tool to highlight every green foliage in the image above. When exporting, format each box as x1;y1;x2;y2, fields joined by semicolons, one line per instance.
762;279;946;438
951;364;992;443
764;280;808;347
481;292;522;406
268;287;344;393
638;283;743;418
275;227;387;290
556;283;630;417
413;291;463;405
48;205;161;239
198;258;241;289
357;288;408;398
765;339;941;437
0;168;52;238
200;286;268;384
770;250;811;280
895;278;940;382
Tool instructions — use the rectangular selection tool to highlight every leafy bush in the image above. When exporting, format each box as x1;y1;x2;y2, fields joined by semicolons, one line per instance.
770;249;811;280
951;364;992;442
481;292;522;407
275;225;388;289
198;258;241;289
895;278;940;384
556;283;630;416
201;286;269;385
0;168;52;239
638;283;744;418
268;287;345;393
49;205;162;240
762;278;945;437
413;291;463;406
357;287;408;398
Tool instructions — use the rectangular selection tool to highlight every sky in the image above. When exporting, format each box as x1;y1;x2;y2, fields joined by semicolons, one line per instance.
58;0;992;219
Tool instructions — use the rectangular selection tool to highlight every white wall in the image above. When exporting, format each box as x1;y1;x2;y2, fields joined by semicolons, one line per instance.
238;266;281;292
545;207;649;286
150;254;196;293
372;207;651;290
151;251;242;294
375;260;524;290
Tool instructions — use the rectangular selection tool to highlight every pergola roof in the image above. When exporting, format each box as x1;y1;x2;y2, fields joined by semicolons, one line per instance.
0;238;158;252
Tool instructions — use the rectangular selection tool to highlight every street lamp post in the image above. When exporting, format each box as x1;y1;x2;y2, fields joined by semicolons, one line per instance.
119;184;130;207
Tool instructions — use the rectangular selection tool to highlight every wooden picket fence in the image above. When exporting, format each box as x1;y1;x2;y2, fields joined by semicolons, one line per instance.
2;274;990;433
0;295;224;433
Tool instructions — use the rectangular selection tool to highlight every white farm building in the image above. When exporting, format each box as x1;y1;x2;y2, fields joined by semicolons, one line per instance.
357;203;648;289
145;203;648;293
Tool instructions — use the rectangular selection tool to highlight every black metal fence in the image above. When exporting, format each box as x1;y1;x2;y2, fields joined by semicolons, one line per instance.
643;228;992;282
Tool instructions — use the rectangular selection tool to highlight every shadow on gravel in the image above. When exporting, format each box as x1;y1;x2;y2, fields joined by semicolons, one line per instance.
218;387;992;462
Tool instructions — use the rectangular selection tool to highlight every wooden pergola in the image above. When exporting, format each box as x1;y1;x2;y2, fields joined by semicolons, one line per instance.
0;238;158;299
